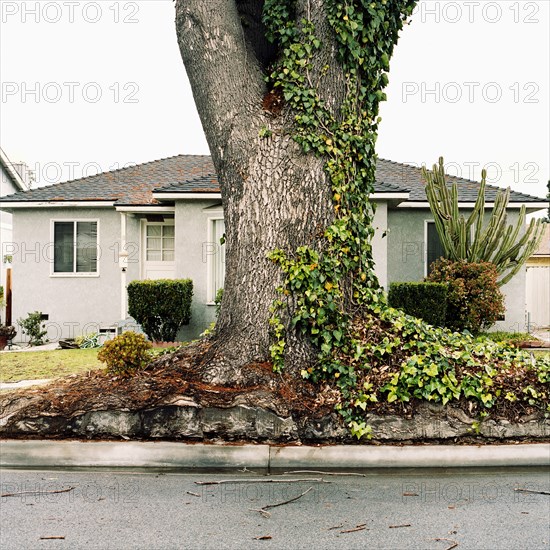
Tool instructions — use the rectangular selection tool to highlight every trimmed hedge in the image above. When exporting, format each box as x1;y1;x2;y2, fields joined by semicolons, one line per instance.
127;279;193;342
388;282;447;327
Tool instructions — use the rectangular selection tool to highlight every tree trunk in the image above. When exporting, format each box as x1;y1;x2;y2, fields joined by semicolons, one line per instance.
176;1;348;384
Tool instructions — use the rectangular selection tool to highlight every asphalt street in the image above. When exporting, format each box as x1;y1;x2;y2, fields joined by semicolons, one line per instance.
1;467;549;549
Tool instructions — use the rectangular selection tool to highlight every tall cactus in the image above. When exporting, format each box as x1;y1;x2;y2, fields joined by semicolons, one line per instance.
422;157;546;286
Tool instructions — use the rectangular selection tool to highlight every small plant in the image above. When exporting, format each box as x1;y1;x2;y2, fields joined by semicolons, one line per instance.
75;332;100;349
97;331;152;375
215;287;224;318
478;331;539;347
18;311;48;346
427;259;505;334
0;325;17;340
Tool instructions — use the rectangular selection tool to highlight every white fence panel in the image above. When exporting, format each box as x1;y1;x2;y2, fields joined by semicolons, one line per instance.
526;266;550;329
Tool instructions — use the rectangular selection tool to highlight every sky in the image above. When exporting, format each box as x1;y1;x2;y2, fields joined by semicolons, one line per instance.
1;0;548;208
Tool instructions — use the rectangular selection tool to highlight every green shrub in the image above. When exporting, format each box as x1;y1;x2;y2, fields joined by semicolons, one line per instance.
427;259;505;334
127;279;193;342
388;282;447;327
18;311;48;346
97;331;152;375
215;287;224;318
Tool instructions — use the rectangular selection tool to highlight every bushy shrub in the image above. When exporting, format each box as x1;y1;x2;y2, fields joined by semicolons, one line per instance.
427;259;505;334
18;311;48;346
97;331;152;375
127;279;193;342
388;282;447;327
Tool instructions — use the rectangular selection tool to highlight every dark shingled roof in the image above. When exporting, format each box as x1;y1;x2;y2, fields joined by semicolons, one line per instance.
0;155;215;206
374;158;545;203
0;154;545;206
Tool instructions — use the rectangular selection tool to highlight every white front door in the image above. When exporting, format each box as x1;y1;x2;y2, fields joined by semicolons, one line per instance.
141;221;176;279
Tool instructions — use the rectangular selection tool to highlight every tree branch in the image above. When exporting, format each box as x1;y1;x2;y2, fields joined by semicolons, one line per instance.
175;0;266;160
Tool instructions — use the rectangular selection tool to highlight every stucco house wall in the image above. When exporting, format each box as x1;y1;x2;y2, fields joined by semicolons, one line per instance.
174;199;221;340
11;207;122;340
9;202;220;341
1;162;21;291
2;154;544;341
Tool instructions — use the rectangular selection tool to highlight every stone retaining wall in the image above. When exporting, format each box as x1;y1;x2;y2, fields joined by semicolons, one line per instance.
1;397;548;442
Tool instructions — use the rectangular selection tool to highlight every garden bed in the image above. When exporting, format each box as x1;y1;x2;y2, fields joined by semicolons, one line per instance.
1;339;548;443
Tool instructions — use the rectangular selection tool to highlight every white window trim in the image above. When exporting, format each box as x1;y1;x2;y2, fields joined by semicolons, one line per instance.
140;218;176;279
49;219;100;278
206;215;225;305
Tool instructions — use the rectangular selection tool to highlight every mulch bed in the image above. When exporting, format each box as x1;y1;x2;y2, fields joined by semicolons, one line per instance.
1;337;547;430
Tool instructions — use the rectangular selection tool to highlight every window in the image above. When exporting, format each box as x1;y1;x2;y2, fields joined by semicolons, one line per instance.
207;218;225;302
146;224;175;261
53;221;98;274
426;221;445;276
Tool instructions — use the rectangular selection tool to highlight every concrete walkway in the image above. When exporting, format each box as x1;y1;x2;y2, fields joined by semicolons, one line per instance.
0;342;59;353
0;379;52;390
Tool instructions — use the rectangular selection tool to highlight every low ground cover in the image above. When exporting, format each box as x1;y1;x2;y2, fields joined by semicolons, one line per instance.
1;310;547;442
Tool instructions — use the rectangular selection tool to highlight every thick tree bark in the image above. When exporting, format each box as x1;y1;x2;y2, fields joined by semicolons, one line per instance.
176;1;347;384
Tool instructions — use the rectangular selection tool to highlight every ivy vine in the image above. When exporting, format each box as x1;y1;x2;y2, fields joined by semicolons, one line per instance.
262;0;416;436
261;0;549;438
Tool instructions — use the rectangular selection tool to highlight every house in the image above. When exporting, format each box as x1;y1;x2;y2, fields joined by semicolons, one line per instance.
0;148;29;304
526;224;550;329
0;154;546;341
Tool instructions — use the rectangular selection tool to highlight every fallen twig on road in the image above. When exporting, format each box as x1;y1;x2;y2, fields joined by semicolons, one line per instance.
253;535;272;540
327;524;345;531
340;524;368;534
250;486;313;518
514;488;550;495
282;470;366;477
432;537;459;550
39;537;65;540
186;491;200;497
2;487;75;498
389;524;411;528
195;478;329;485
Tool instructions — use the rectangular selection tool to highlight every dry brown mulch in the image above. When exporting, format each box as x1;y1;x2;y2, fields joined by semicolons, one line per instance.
1;340;333;421
1;336;546;428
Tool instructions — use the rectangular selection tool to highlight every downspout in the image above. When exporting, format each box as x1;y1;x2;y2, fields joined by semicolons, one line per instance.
119;212;129;320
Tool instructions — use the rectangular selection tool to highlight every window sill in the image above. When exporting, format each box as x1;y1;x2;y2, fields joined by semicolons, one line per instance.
50;273;100;278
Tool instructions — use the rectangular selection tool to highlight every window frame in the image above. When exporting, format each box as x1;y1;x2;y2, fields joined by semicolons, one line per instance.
49;219;100;278
144;221;175;263
206;215;225;305
424;219;441;278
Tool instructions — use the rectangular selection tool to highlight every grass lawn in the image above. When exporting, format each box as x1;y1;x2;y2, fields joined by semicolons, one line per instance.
0;349;104;383
0;344;547;385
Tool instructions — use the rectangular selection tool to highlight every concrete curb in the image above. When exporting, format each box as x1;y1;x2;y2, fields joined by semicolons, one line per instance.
1;440;548;470
269;443;550;468
0;441;270;469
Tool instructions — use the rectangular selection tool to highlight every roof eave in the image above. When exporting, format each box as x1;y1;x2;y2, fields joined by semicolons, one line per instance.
153;192;222;200
398;201;549;210
0;148;26;192
0;200;115;210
